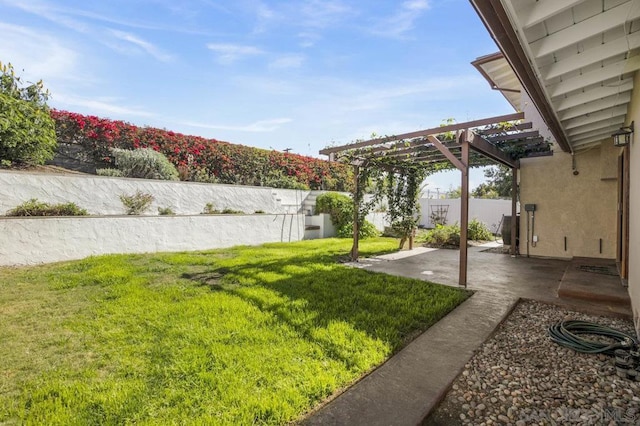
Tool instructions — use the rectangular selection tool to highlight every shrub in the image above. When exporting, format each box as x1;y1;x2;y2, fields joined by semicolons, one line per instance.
0;63;56;166
202;203;219;215
422;223;461;247
6;199;88;216
120;191;154;215
221;208;244;215
337;220;379;239
254;210;265;214
111;148;179;180
468;218;493;241
315;192;353;229
158;206;175;215
420;220;493;246
96;168;124;177
263;170;310;190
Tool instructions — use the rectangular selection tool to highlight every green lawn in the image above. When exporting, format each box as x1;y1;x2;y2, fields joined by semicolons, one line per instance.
0;238;470;425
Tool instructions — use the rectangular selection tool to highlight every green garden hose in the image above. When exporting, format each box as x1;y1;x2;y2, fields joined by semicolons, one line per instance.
547;320;638;356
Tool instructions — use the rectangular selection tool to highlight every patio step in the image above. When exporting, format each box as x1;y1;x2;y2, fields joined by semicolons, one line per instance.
557;257;630;306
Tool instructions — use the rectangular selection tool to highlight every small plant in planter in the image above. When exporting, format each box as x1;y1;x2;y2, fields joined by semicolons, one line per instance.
120;191;154;215
6;199;88;216
221;208;244;215
201;202;220;215
158;206;175;215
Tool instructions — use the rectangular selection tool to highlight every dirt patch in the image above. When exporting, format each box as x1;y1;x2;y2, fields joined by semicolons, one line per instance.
182;268;233;290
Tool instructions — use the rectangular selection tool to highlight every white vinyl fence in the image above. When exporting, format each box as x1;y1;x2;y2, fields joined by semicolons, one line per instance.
419;198;517;233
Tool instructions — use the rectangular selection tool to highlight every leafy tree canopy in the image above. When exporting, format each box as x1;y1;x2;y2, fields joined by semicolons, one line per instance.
472;165;512;198
0;62;57;166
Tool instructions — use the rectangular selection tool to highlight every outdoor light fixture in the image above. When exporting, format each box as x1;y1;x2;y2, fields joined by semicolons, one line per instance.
612;121;634;147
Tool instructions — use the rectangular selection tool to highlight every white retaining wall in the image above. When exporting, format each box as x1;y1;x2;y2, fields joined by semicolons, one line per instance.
419;198;516;233
0;171;391;265
0;171;285;215
0;214;305;266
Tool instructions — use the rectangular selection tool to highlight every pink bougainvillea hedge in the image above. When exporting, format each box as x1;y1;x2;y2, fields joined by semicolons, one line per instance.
51;110;352;191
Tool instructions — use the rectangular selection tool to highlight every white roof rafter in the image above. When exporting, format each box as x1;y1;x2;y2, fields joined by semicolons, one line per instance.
554;79;634;111
530;2;640;59
470;0;639;151
558;92;632;121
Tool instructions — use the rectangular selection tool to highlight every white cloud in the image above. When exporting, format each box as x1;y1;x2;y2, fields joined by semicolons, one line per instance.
110;30;173;62
404;0;430;11
370;0;431;38
269;54;305;69
182;118;292;132
336;75;480;112
252;1;277;33
1;0;91;33
1;0;224;36
207;43;264;64
0;22;81;84
300;0;354;28
297;31;321;48
53;94;153;118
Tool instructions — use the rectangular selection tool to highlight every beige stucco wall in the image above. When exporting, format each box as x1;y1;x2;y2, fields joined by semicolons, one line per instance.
518;144;618;260
626;71;640;337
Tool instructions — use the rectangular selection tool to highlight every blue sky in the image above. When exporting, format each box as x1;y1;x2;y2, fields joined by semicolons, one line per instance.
0;0;513;190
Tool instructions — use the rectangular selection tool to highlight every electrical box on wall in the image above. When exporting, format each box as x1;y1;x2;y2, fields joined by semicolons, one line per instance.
524;204;536;212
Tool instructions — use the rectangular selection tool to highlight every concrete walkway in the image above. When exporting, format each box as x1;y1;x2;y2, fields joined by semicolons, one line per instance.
303;246;631;425
303;292;518;426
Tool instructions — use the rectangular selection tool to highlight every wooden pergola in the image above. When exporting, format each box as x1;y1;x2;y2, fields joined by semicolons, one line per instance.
320;112;552;287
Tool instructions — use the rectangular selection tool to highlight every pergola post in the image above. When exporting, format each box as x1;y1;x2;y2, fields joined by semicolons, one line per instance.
459;132;470;287
511;167;518;256
351;165;360;261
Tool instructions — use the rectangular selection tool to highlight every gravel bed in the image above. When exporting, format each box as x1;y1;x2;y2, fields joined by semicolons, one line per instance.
426;300;640;425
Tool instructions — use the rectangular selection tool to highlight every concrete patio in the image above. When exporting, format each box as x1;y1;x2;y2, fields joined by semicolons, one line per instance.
303;245;631;425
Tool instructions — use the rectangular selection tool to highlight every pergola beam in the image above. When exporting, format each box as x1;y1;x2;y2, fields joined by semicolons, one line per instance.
469;135;518;168
486;130;539;142
478;122;532;135
427;135;465;171
319;112;524;155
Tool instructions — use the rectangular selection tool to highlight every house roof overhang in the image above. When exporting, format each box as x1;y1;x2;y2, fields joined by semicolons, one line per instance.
469;0;640;153
472;52;522;110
